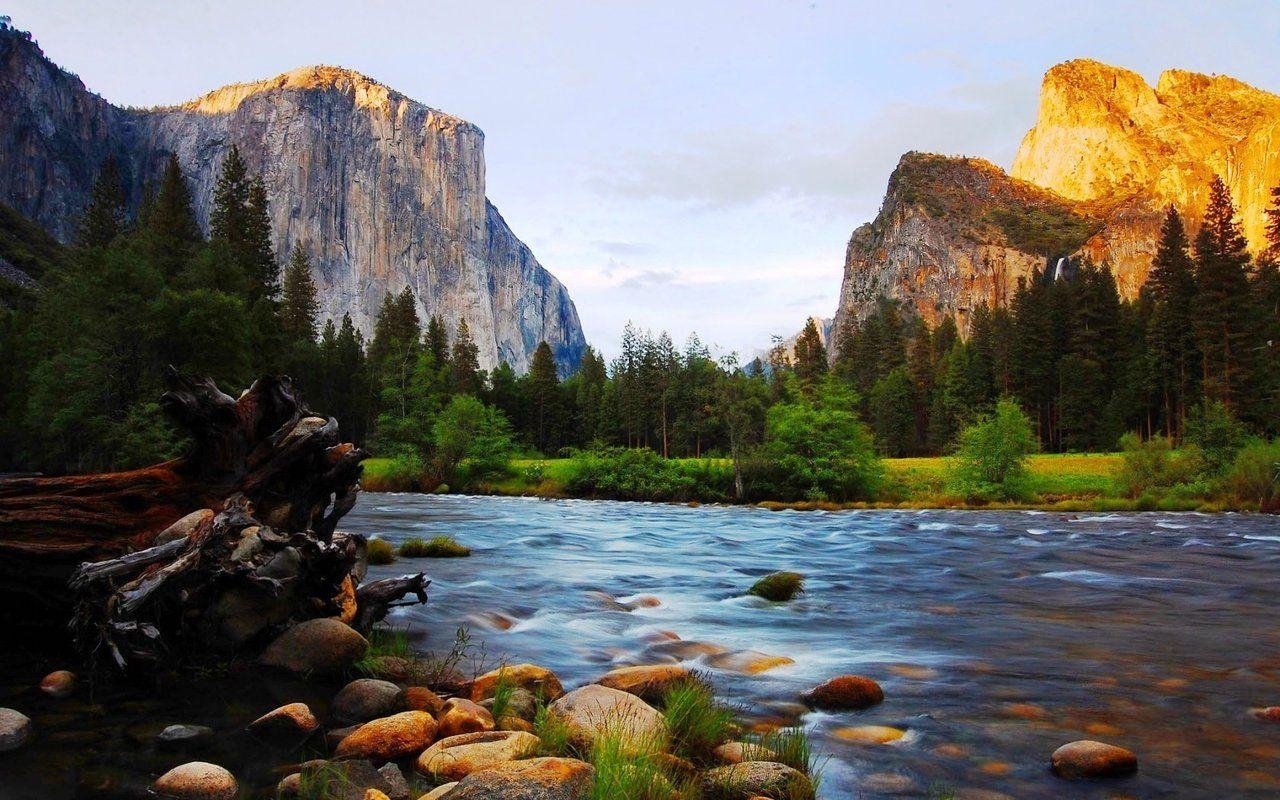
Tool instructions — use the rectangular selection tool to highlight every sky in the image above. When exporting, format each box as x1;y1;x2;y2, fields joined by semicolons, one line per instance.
9;0;1280;359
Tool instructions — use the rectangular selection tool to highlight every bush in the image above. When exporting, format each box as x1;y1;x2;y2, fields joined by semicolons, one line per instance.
748;572;805;602
364;451;428;492
1115;433;1201;497
948;398;1037;500
399;535;471;558
567;448;732;502
433;395;516;482
1227;439;1280;506
1184;400;1249;475
366;538;395;565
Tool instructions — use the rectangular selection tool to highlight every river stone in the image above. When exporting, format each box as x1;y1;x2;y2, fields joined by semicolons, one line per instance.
288;759;404;800
706;650;796;674
415;730;541;782
157;724;215;745
258;546;303;579
333;679;406;724
37;669;75;698
152;761;238;800
596;664;693;704
154;509;215;545
376;763;410;800
441;757;594;800
249;702;319;744
801;675;884;710
334;711;438;761
547;684;666;754
712;741;779;765
700;762;815;800
403;686;445;716
832;725;905;745
417;783;457;800
487;686;538;721
259;618;369;675
1050;740;1138;779
437;697;494;739
470;663;565;702
0;707;31;751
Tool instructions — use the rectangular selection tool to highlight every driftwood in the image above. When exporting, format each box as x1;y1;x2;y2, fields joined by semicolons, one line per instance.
0;368;428;669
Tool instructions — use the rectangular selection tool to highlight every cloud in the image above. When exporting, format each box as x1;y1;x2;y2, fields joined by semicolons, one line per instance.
619;269;678;290
786;292;833;308
591;240;655;257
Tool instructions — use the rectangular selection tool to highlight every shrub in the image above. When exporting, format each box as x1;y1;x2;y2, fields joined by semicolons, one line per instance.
364;451;427;492
533;701;575;757
567;448;732;502
761;379;883;502
1227;439;1280;506
433;394;516;482
662;679;735;765
748;572;805;602
1115;432;1201;497
1184;400;1249;475
399;535;471;558
366;538;395;565
948;398;1037;500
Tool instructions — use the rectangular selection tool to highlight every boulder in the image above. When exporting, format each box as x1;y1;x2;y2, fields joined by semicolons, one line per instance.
437;697;495;739
547;684;666;754
334;711;438;761
712;741;779;765
415;730;541;782
800;675;884;710
595;665;693;704
249;702;320;744
157;724;215;745
333;679;406;725
490;687;539;721
152;762;238;800
700;762;815;800
470;664;565;702
260;618;369;675
1050;740;1138;779
0;707;31;752
706;651;795;675
39;669;76;698
376;763;410;800
441;757;594;800
403;686;445;716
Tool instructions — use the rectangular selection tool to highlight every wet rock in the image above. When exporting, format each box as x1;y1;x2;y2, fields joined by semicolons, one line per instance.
863;772;918;794
334;711;438;761
646;639;729;662
155;509;215;545
417;783;457;800
260;618;369;675
415;730;541;782
289;759;406;800
800;675;883;710
0;707;31;751
376;763;410;800
470;663;565;702
333;679;406;725
152;762;237;800
1050;740;1137;779
596;664;693;704
249;702;320;744
712;741;778;765
494;687;539;721
438;697;495;738
441;757;594;800
747;571;805;601
1253;706;1280;722
39;669;76;698
157;724;215;745
707;650;796;675
700;762;814;800
832;725;905;745
403;686;445;716
547;684;666;754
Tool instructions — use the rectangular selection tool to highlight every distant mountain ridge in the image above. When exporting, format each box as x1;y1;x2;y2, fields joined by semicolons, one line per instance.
835;59;1280;338
0;24;586;372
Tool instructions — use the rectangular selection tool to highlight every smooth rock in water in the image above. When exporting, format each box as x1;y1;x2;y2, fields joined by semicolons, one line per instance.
417;783;457;800
0;708;31;751
157;724;215;745
700;762;815;800
415;730;541;782
403;686;445;716
248;702;319;744
335;711;438;761
153;762;238;800
800;675;884;710
332;678;405;725
470;663;565;702
1050;740;1138;779
259;618;369;675
441;757;594;800
646;639;729;661
712;741;778;765
1253;706;1280;722
154;509;215;545
706;650;796;675
595;664;693;704
437;697;494;739
39;669;76;698
832;725;905;745
547;684;666;754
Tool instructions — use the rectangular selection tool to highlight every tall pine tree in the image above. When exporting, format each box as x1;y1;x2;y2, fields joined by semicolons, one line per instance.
79;155;127;249
1145;206;1199;437
1193;177;1252;410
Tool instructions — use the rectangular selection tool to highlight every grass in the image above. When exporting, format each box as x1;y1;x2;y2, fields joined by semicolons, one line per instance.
589;732;688;800
366;537;395;565
747;572;805;602
399;535;471;558
354;625;413;677
289;761;354;800
532;701;576;758
490;670;516;722
662;679;736;765
754;727;822;783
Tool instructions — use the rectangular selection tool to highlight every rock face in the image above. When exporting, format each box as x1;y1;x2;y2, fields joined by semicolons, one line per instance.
0;25;585;372
836;59;1280;338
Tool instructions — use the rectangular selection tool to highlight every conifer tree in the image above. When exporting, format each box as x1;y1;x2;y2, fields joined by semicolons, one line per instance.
79;155;127;249
793;318;828;385
1193;177;1252;409
425;314;450;369
144;154;201;279
244;178;279;301
451;318;481;395
210;147;278;303
527;341;561;453
280;246;320;345
1145;206;1199;436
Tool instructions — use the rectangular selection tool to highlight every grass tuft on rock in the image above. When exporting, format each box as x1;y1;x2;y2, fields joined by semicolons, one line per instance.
748;571;805;602
663;679;736;765
366;538;395;565
533;701;576;757
755;726;822;780
589;731;689;800
399;535;471;558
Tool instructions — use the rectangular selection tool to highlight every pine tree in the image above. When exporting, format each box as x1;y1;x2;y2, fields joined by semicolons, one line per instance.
144;154;202;279
280;246;320;345
793;318;828;385
1193;177;1253;409
1145;206;1200;436
209;147;278;303
451;318;481;395
209;147;249;245
425;315;450;369
244;178;279;301
527;341;561;454
79;155;127;249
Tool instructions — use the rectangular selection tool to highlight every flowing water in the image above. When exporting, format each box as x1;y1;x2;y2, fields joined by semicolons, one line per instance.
2;495;1279;798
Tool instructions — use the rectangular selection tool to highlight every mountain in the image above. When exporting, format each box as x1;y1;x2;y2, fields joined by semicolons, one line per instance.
835;59;1280;337
0;25;586;372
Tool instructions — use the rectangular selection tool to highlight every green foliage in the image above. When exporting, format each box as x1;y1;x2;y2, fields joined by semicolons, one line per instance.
399;535;471;558
533;701;576;757
1226;439;1280;505
985;205;1099;256
754;726;821;779
589;733;680;800
662;679;735;765
432;394;516;481
366;538;395;565
761;379;882;502
948;398;1037;500
1115;433;1202;497
566;447;733;502
1184;399;1249;475
748;572;805;602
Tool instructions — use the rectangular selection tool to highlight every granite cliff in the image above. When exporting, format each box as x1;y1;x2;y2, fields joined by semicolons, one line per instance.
836;59;1280;337
0;25;585;372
